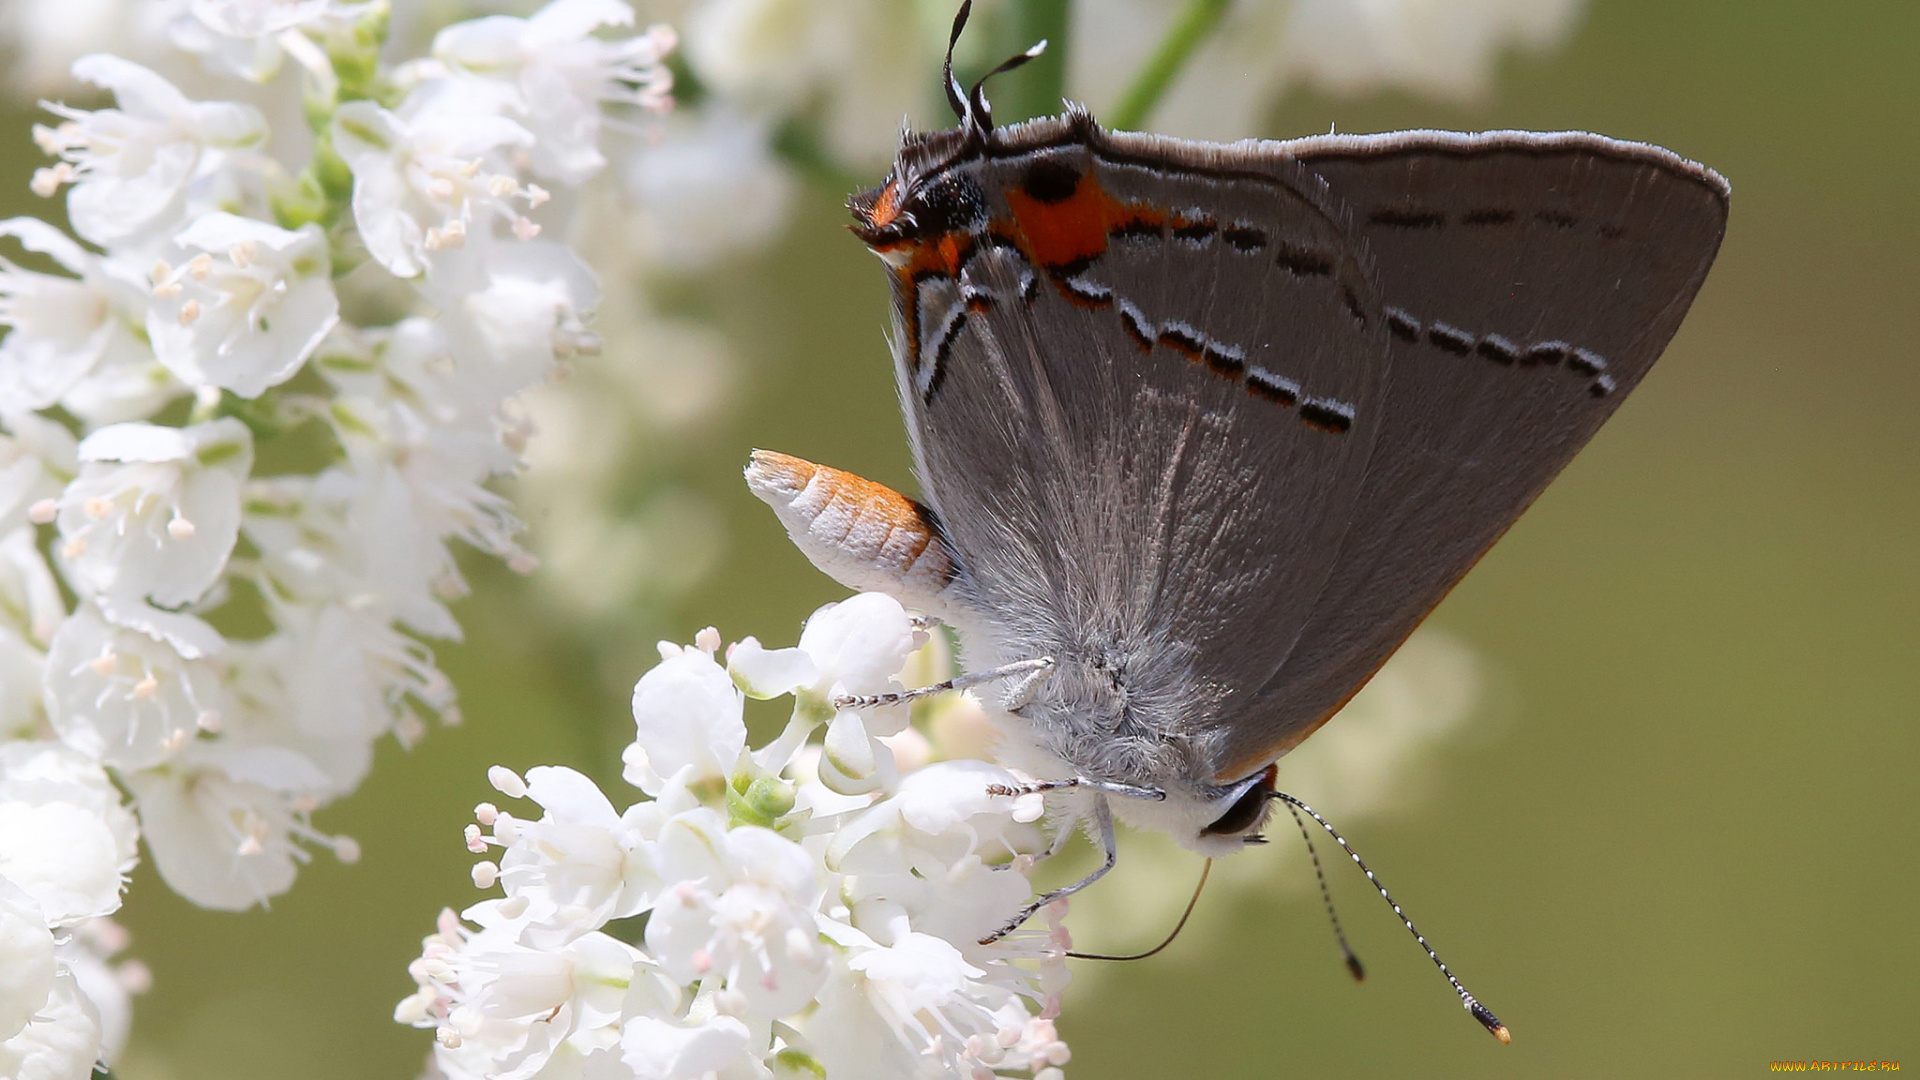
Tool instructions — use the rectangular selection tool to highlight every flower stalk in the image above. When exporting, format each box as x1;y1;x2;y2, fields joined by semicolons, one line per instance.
1111;0;1234;130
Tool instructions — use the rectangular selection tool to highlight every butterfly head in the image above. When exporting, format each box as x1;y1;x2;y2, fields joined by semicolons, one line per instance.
847;0;1051;253
1105;764;1277;856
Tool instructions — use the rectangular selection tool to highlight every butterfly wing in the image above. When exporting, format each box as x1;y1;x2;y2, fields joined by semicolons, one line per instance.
1210;131;1731;779
888;118;1394;780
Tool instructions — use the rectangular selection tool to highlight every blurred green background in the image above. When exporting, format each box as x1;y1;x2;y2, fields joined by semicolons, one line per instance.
7;0;1913;1076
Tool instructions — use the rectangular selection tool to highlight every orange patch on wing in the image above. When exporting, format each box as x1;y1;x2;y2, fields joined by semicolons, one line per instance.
1004;172;1115;268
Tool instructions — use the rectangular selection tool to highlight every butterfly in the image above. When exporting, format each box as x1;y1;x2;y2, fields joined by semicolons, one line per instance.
747;2;1727;1040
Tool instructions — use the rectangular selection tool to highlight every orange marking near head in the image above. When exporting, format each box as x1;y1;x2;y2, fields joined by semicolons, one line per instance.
867;180;903;228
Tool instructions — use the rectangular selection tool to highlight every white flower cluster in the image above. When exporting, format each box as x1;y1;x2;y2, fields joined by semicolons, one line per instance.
398;593;1074;1080
1;1;675;1073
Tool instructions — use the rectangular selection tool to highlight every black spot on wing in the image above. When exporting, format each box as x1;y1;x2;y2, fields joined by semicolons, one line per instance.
1203;340;1246;376
1223;223;1267;252
1369;206;1445;229
1246;366;1299;406
1476;333;1519;365
1299;397;1355;434
1275;243;1334;277
1426;321;1475;355
1060;274;1113;308
1568;347;1609;375
1172;217;1217;245
1109;218;1164;242
1022;158;1081;204
1157;320;1206;360
1385;306;1422;342
1524;341;1568;366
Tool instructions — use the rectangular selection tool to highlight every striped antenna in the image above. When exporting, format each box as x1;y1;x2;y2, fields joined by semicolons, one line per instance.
1270;790;1511;1044
1281;799;1366;982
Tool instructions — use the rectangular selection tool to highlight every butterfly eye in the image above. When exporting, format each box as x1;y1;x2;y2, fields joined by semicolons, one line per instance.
1201;776;1272;837
905;173;987;237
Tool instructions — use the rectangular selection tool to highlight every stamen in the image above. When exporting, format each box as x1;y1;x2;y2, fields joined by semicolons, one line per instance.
186;253;214;279
487;766;527;798
178;299;201;324
168;516;196;540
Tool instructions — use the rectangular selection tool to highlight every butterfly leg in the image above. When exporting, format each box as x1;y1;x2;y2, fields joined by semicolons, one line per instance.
833;657;1053;710
980;795;1119;944
985;775;1166;801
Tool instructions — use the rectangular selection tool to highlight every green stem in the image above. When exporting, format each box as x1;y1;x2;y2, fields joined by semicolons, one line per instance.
1005;0;1071;123
1110;0;1232;131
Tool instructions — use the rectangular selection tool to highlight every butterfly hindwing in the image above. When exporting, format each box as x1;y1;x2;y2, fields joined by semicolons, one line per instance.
885;117;1393;780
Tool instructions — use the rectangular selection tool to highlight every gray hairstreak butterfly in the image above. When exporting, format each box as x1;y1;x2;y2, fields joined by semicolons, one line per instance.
747;1;1727;1043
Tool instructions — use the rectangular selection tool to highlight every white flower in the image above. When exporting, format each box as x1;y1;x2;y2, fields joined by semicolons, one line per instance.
43;604;223;770
407;608;1070;1080
731;593;922;712
243;464;464;642
0;218;152;412
0;970;101;1080
733;594;924;794
646;810;827;1018
0;880;56;1044
486;765;661;944
434;0;677;186
0;410;77;537
55;418;251;612
165;0;379;82
624;635;745;798
421;239;602;401
242;600;447;750
121;760;307;910
401;902;647;1080
145;213;339;398
0;741;140;925
331;89;537;278
0;619;49;742
826;760;1041;946
33;54;267;248
58;918;145;1068
612;1013;752;1080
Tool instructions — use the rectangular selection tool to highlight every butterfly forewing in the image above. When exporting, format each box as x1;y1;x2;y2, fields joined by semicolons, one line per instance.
1210;131;1731;778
